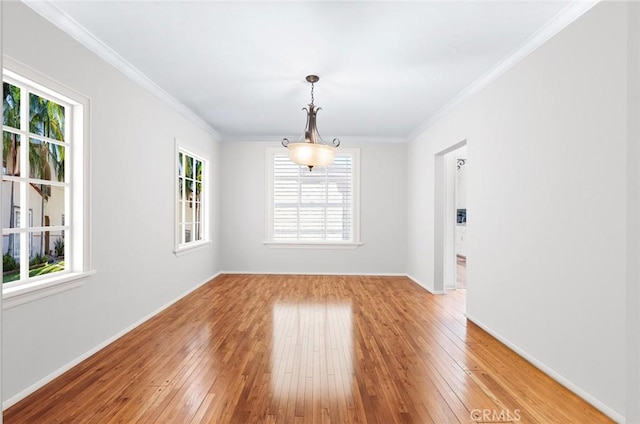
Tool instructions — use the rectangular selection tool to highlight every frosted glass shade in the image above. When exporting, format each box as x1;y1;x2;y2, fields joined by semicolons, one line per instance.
288;143;335;168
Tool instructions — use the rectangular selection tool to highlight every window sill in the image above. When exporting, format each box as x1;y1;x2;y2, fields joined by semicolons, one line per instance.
264;241;363;250
3;270;97;310
174;240;212;257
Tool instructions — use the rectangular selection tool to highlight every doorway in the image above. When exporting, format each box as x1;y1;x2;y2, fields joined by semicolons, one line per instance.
434;140;467;293
454;150;467;289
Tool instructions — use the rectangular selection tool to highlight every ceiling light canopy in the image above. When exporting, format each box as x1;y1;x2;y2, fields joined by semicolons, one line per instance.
282;75;340;171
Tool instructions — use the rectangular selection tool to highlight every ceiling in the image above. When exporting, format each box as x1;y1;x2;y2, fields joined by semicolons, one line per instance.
45;1;572;142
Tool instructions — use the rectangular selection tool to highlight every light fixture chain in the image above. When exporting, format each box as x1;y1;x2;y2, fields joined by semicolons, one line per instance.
310;82;315;106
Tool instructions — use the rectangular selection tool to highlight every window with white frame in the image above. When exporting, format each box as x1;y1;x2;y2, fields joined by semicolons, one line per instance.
2;61;91;307
266;147;360;246
175;144;208;253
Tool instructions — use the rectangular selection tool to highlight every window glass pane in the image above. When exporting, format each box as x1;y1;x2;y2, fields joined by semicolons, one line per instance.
3;132;21;177
3;82;21;130
195;182;202;201
178;152;184;177
194;222;202;242
3;191;22;229
38;185;65;228
2;233;21;284
178;177;184;201
29;233;65;278
52;229;65;258
29;93;66;142
185;155;194;179
194;202;202;224
29;138;65;181
183;222;193;243
186;179;195;202
178;200;187;224
195;160;202;181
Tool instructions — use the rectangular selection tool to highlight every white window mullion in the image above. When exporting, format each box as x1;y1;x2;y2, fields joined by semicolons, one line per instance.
297;164;301;240
323;166;328;240
182;155;186;244
19;84;29;278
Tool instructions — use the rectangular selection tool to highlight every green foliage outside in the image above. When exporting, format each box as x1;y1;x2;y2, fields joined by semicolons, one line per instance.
3;82;67;283
31;261;65;277
29;254;48;266
3;254;19;272
3;260;65;284
54;238;64;257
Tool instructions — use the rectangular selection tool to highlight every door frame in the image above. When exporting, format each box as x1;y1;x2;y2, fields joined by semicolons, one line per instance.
434;139;467;293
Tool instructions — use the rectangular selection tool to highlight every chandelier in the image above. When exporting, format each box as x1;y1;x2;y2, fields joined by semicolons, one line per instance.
281;75;340;171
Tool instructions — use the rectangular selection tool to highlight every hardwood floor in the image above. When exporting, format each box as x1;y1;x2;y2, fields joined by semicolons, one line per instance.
5;274;612;423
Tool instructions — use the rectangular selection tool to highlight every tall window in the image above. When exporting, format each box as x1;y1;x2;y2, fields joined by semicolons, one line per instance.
2;61;91;307
175;144;208;254
266;148;360;246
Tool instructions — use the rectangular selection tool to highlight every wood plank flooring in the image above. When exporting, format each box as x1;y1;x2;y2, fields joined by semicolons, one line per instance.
4;275;612;423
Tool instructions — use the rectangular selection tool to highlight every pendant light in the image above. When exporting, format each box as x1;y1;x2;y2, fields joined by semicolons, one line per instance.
281;75;340;171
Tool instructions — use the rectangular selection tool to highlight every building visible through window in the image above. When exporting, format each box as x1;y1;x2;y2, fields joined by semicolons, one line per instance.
2;78;68;284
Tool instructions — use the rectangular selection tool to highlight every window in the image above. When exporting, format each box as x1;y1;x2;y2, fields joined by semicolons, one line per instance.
175;142;209;254
265;147;360;248
2;59;92;308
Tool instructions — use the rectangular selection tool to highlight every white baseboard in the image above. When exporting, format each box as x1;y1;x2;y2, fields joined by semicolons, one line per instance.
466;313;625;424
219;270;407;277
405;274;446;295
2;272;221;410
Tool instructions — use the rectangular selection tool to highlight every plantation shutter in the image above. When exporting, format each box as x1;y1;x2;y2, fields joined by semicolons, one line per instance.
273;154;353;241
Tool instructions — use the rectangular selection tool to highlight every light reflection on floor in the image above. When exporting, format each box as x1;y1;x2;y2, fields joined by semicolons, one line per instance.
271;303;354;401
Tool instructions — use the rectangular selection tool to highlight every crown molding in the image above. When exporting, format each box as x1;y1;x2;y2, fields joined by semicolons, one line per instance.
408;0;601;141
22;0;222;142
221;135;408;144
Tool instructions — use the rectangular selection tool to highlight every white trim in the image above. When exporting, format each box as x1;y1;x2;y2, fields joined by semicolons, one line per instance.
406;274;446;295
264;241;362;250
219;271;406;277
173;240;212;256
1;271;221;411
2;270;95;310
408;0;601;140
466;313;625;424
224;135;407;144
21;1;221;141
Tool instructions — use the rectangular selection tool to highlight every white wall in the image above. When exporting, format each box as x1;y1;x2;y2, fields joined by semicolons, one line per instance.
408;2;631;421
626;4;640;421
220;142;406;275
2;2;221;405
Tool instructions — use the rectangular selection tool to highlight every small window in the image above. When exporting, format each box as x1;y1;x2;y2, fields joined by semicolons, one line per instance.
265;147;361;248
2;60;92;307
175;142;208;254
